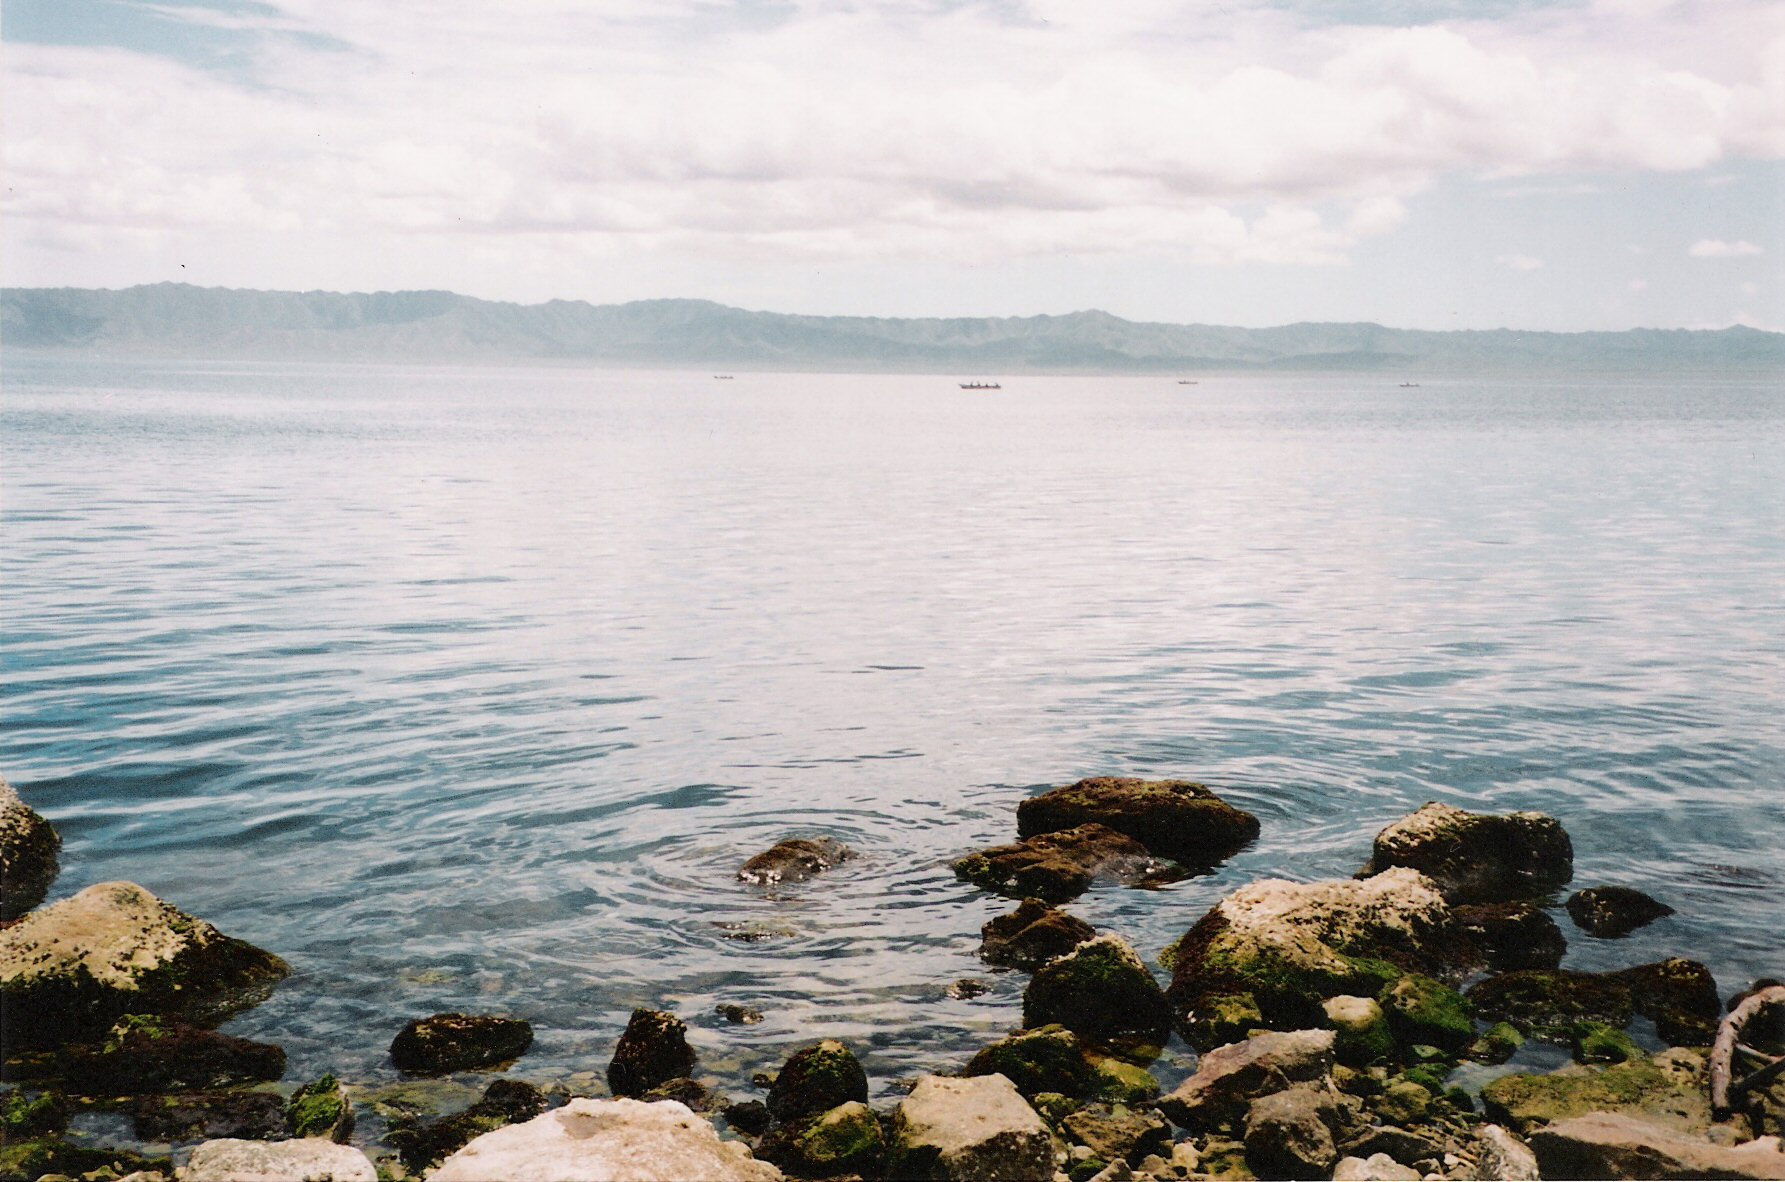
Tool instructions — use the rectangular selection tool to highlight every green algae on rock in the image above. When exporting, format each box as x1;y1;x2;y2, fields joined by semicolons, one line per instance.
1186;992;1267;1051
287;1072;353;1141
1377;974;1473;1056
1570;1021;1641;1065
1467;1022;1525;1065
1359;802;1573;904
1016;777;1261;867
61;1014;286;1094
1322;995;1394;1067
0;881;289;1051
389;1012;533;1075
1023;934;1171;1046
1465;969;1634;1040
766;1040;869;1125
963;1024;1158;1104
758;1099;884;1177
1481;1047;1714;1135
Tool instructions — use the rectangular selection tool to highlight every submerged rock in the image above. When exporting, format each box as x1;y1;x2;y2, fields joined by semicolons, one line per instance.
1529;1112;1785;1181
954;823;1172;904
387;1078;549;1171
608;1008;697;1098
62;1014;286;1093
738;837;853;885
1611;957;1721;1046
130;1089;286;1142
1157;1028;1336;1132
1358;802;1572;904
0;881;289;1050
885;1073;1053;1182
1015;777;1260;867
285;1073;353;1141
0;775;60;922
979;898;1097;971
1566;885;1675;937
389;1012;532;1074
181;1137;377;1182
766;1040;868;1125
1465;969;1633;1039
717;1003;765;1025
642;1077;728;1114
1165;869;1458;1033
1023;934;1171;1046
431;1098;782;1182
1452;902;1566;971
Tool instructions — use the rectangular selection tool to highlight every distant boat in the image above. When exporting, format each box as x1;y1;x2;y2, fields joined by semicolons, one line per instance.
1178;379;1199;385
959;381;1001;390
1399;382;1420;387
713;374;734;380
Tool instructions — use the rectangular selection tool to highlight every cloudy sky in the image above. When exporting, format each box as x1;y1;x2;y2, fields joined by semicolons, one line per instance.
5;0;1782;330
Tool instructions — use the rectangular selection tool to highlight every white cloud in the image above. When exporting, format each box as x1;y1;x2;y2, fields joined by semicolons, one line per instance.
1498;254;1546;270
1688;238;1766;256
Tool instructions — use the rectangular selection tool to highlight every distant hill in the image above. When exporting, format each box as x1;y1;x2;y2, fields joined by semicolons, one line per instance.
5;283;1782;374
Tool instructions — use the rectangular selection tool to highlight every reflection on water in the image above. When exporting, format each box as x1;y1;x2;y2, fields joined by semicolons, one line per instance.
3;360;1782;1097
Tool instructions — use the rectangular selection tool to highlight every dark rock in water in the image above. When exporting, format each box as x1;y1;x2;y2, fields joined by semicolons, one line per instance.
131;1089;287;1142
0;1138;167;1181
286;1073;353;1141
1467;1022;1525;1065
1566;886;1675;938
980;898;1097;971
607;1008;696;1098
757;1099;885;1178
386;1078;548;1171
716;1002;765;1025
1023;934;1171;1046
1244;1085;1340;1181
643;1076;728;1113
1016;777;1260;867
766;1040;868;1124
1359;802;1573;904
1611;958;1721;1046
946;977;991;1001
0;882;289;1051
1060;1102;1172;1165
61;1015;286;1093
1185;992;1267;1052
738;837;853;885
724;1098;772;1135
0;1087;66;1140
963;1025;1156;1104
0;775;60;922
1453;902;1567;971
1377;974;1473;1055
389;1012;533;1074
954;823;1172;903
1465;969;1633;1039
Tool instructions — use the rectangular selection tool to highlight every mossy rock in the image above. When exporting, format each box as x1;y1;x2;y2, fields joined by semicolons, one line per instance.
0;1138;167;1181
605;1009;693;1098
786;1100;884;1176
1023;935;1171;1045
1465;969;1633;1040
287;1073;353;1141
1186;993;1265;1052
1394;1064;1451;1096
980;899;1097;971
0;1089;66;1141
1030;1091;1083;1126
1378;974;1473;1055
766;1040;869;1124
1198;1136;1258;1180
965;1025;1096;1099
130;1088;287;1142
1571;1022;1640;1065
1322;996;1393;1067
1479;1048;1712;1134
1466;1022;1524;1065
390;1012;532;1076
1372;1079;1432;1126
1015;777;1260;866
1086;1053;1159;1104
61;1015;286;1094
0;777;61;922
954;824;1170;904
1610;959;1721;1047
385;1079;547;1171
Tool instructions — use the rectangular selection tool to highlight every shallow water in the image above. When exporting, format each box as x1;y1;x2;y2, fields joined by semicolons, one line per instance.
3;359;1782;1103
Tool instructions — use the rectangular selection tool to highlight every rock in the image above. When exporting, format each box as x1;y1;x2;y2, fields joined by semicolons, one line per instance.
430;1098;781;1181
963;1025;1156;1105
607;1008;697;1098
286;1073;353;1141
1465;1022;1524;1065
1611;958;1721;1046
1370;1081;1430;1127
1242;1086;1338;1180
388;1012;532;1074
386;1078;549;1171
1165;870;1457;1032
1464;1124;1539;1181
1465;969;1633;1039
1015;778;1260;867
180;1138;377;1181
1566;885;1674;938
1529;1112;1785;1180
0;1139;167;1180
0;1088;66;1140
1376;975;1472;1055
61;1015;286;1093
884;1073;1054;1181
738;837;852;885
0;882;289;1050
1059;1103;1171;1165
131;1089;287;1142
1322;996;1393;1067
980;899;1097;971
1185;992;1266;1051
1358;802;1572;904
954;824;1172;904
725;1098;772;1135
1451;903;1566;971
642;1076;727;1113
0;774;60;921
1331;1153;1419;1180
1157;1029;1336;1132
1339;1125;1442;1164
1571;1020;1641;1064
717;1003;765;1025
1481;1046;1713;1135
766;1040;868;1124
759;1100;884;1177
948;978;992;1001
1023;935;1171;1046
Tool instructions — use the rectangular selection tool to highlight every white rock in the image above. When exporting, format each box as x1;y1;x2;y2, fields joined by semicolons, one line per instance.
1529;1112;1785;1181
1331;1153;1419;1181
1464;1125;1537;1181
429;1098;781;1182
886;1073;1054;1181
180;1138;377;1182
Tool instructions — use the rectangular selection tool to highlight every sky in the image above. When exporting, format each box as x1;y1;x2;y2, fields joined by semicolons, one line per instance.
3;0;1783;331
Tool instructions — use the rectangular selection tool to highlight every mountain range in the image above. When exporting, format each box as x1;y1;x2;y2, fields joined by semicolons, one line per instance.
5;283;1782;374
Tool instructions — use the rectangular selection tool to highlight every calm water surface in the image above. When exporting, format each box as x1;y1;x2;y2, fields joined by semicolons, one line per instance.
3;359;1782;1109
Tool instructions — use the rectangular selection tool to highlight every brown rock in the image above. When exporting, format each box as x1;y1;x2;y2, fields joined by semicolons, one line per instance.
1015;777;1259;866
953;824;1172;904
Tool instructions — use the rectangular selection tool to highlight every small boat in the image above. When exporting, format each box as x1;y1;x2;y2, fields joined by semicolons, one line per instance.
959;381;1001;390
1399;382;1420;388
713;375;734;380
1178;380;1199;385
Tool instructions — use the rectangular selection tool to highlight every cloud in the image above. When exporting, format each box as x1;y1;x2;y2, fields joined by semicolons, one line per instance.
3;0;1784;280
1688;238;1766;256
1497;254;1546;270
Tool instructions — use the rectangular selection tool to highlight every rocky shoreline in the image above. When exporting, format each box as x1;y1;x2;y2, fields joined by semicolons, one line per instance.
3;772;1782;1181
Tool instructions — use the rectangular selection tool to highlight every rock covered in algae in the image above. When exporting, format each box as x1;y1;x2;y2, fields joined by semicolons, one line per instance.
1358;802;1572;904
964;1024;1158;1104
0;774;60;921
885;1073;1053;1182
954;823;1173;904
979;898;1097;970
62;1014;285;1093
0;882;288;1050
765;1039;869;1125
1023;934;1171;1046
1016;777;1260;867
738;837;853;885
1566;885;1675;938
388;1012;533;1074
607;1008;696;1098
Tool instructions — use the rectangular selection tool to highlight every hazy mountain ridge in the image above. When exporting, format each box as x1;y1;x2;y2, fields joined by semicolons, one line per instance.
5;283;1782;373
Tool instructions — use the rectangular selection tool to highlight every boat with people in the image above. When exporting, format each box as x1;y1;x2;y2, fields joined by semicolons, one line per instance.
959;381;1001;390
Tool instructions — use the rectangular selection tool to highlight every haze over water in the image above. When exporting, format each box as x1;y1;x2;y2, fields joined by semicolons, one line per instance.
3;358;1782;1101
